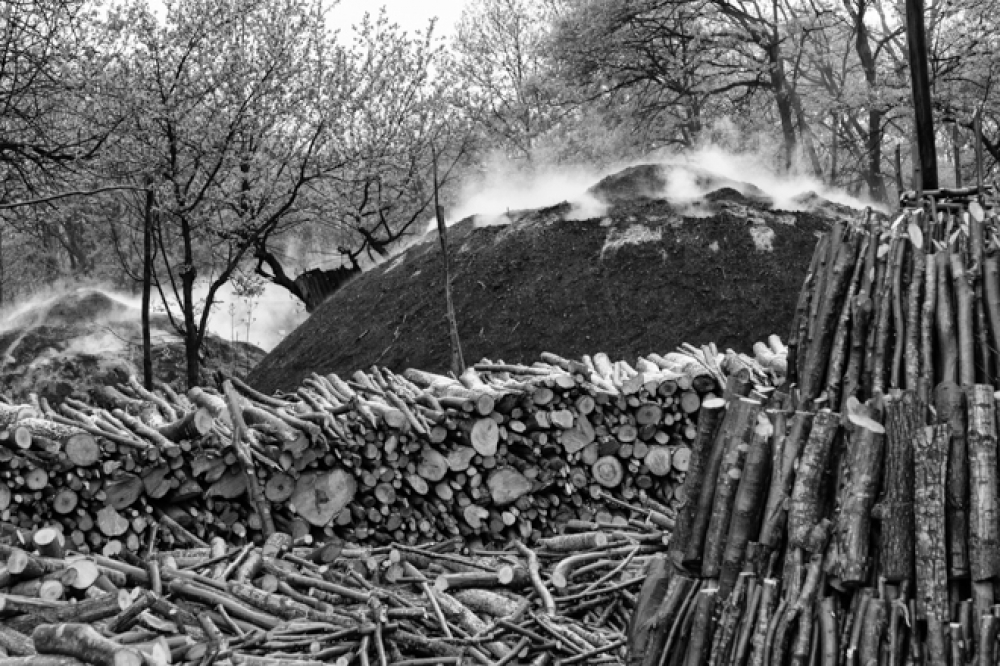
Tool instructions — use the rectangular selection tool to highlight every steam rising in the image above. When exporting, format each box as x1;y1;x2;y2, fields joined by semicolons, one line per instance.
444;145;885;230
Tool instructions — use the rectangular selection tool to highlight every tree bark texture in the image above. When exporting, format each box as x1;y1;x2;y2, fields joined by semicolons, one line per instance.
966;385;1000;581
873;390;919;582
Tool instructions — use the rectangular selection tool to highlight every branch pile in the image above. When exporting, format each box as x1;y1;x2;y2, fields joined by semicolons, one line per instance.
0;528;657;666
627;198;1000;666
0;344;783;556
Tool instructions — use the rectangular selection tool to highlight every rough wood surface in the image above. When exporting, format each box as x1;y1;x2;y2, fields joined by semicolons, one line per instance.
872;390;919;582
914;422;949;666
700;398;763;575
838;399;885;586
935;380;970;577
787;410;838;552
966;384;1000;581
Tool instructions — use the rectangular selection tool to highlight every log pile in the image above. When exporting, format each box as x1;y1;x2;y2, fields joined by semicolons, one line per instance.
0;529;654;666
627;196;1000;666
0;344;783;556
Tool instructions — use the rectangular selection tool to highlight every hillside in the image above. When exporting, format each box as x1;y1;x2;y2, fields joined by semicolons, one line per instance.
249;164;860;393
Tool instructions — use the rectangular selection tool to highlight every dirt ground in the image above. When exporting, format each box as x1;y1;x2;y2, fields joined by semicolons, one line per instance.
249;165;856;393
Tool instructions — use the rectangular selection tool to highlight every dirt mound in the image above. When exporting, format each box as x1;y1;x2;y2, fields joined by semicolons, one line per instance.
249;164;863;393
0;288;264;403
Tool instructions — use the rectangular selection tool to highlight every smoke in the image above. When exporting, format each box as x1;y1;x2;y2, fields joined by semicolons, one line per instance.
436;144;886;231
0;278;305;363
206;280;307;351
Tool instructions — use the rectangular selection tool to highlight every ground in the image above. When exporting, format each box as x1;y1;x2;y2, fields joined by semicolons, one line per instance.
249;163;857;393
0;289;265;403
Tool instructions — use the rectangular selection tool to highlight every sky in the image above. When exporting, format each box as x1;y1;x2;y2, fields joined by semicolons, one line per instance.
328;0;467;37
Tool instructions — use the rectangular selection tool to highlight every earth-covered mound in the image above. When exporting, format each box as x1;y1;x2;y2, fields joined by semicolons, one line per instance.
0;288;264;403
249;163;864;393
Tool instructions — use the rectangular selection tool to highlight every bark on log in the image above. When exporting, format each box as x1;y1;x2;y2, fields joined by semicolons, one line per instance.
31;625;142;666
966;384;1000;581
669;397;727;567
719;413;772;597
800;228;861;402
838;399;885;586
935;381;969;578
872;390;920;582
787;410;838;552
914;422;949;666
759;411;813;549
701;398;763;575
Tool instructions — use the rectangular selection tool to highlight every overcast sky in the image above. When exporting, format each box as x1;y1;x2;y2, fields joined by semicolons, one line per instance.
329;0;467;37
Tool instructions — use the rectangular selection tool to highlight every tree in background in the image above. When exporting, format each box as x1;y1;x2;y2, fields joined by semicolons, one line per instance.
0;0;125;303
452;0;561;162
103;0;344;387
251;10;472;313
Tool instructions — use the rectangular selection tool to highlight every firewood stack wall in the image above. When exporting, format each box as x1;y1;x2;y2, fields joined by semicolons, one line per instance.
0;344;783;557
628;193;1000;666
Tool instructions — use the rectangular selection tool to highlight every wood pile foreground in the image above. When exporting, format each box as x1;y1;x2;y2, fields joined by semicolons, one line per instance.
0;528;655;666
627;198;1000;666
0;343;783;556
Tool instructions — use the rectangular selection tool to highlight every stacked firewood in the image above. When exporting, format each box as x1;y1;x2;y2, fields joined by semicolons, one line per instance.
0;344;783;556
0;528;655;666
628;195;1000;666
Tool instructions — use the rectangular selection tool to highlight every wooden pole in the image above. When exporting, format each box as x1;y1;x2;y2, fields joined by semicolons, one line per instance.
953;122;962;188
432;146;465;376
142;184;155;390
830;113;838;185
895;143;904;198
974;111;985;192
905;0;939;190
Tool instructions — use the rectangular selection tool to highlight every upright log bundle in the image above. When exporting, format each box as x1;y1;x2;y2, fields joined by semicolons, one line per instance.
628;194;1000;666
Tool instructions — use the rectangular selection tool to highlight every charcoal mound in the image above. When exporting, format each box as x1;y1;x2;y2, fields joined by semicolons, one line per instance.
0;287;264;403
248;164;863;393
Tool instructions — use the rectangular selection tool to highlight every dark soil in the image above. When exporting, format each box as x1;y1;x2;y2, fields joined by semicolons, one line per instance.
249;165;854;393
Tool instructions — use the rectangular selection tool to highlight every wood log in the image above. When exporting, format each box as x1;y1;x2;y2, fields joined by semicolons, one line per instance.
872;391;919;582
669;397;726;566
758;411;812;549
966;384;1000;581
838;399;885;586
800;227;861;402
719;413;772;596
787;410;838;552
935;381;970;577
914;422;949;666
951;242;976;386
156;409;213;442
592;456;624;489
290;469;356;527
701;399;763;577
31;625;141;666
936;252;959;385
684;396;757;567
487;469;532;505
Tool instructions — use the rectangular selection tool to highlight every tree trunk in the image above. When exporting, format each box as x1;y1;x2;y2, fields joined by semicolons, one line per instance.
178;215;200;389
765;40;798;172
